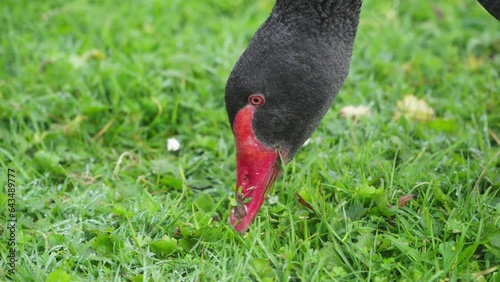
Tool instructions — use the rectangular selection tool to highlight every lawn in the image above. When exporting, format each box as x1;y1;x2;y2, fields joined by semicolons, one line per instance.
0;0;499;281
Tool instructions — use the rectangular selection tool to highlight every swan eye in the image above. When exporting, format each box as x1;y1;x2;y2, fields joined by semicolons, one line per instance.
248;94;265;106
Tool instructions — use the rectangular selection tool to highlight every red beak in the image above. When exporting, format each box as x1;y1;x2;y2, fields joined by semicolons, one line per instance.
230;106;282;233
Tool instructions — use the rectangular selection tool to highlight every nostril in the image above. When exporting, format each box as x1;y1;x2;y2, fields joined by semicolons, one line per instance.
242;174;249;186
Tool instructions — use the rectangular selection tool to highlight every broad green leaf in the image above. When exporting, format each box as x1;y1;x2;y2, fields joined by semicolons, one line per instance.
46;269;74;282
149;236;178;257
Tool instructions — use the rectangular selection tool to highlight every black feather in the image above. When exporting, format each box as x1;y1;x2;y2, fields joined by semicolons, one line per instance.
477;0;500;20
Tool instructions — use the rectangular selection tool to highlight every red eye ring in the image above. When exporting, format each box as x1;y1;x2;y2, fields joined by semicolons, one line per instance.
248;94;265;106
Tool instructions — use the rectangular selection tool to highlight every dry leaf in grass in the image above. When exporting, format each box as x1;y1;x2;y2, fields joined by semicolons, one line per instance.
70;49;106;68
467;55;484;71
393;95;435;122
339;105;371;119
297;193;315;213
398;194;416;208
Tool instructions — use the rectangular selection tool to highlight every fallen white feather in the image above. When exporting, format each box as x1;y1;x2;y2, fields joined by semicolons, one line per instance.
167;137;180;151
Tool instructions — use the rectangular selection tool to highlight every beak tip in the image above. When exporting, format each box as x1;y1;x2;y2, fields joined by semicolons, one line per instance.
230;216;249;234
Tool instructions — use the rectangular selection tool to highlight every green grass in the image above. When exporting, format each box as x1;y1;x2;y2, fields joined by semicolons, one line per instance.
0;0;499;281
